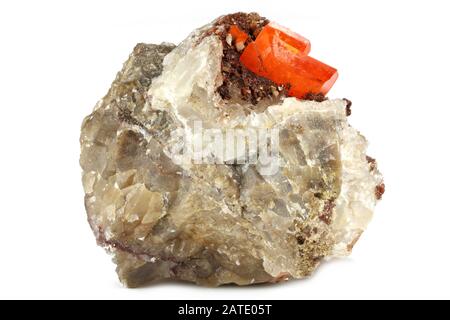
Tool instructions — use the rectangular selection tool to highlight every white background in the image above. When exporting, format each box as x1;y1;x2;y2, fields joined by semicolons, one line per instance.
1;0;449;300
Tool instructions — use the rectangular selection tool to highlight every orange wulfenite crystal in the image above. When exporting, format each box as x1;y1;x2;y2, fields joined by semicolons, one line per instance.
229;25;248;46
239;22;338;98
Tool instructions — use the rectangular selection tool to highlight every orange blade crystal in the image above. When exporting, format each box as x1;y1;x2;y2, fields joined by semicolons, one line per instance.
267;22;311;56
283;55;338;98
240;22;338;98
229;25;249;45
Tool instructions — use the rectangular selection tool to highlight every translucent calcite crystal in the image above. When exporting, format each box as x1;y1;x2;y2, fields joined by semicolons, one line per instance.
80;14;383;287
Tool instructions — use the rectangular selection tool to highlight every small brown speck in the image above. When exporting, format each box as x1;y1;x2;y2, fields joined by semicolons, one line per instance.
319;199;335;225
375;183;385;200
304;92;328;102
343;98;352;116
366;156;377;172
296;236;306;245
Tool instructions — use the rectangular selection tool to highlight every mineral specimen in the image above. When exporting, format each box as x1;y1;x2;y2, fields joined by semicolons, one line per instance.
80;12;384;287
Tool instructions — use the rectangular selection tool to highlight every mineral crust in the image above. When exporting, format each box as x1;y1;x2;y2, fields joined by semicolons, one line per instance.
80;13;384;287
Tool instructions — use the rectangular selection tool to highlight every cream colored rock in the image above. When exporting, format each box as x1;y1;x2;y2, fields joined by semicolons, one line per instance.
80;18;383;287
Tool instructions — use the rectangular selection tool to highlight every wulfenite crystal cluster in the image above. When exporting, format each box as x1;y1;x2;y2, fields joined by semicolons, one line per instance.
80;13;384;287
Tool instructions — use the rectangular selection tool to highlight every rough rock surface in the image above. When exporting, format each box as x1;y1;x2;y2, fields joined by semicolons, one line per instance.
80;16;383;287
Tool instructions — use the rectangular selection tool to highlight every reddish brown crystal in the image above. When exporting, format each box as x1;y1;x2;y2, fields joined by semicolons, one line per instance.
240;22;338;98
